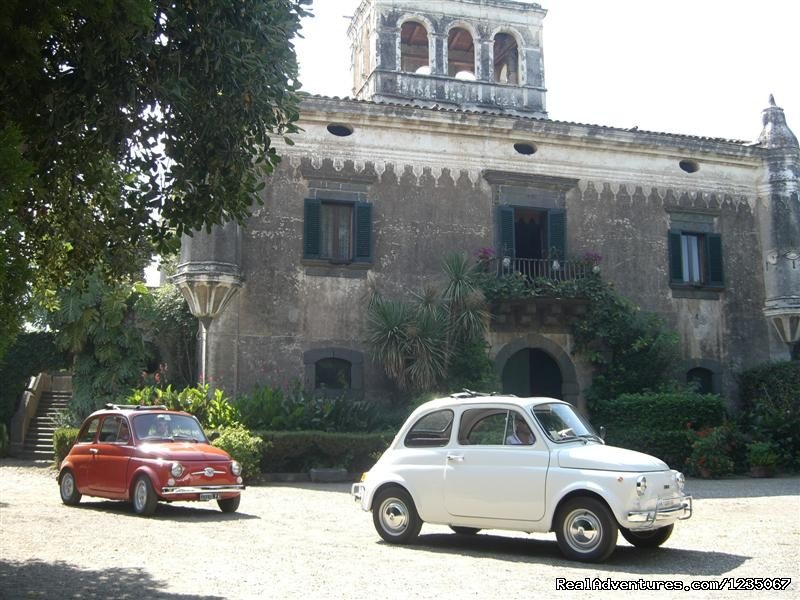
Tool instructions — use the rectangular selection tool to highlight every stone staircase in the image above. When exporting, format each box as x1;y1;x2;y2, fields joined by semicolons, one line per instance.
18;390;71;461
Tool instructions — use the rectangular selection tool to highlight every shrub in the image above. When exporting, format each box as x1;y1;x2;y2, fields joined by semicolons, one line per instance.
53;427;80;466
685;425;736;478
211;425;265;482
591;392;727;469
127;385;240;430
738;361;800;471
235;382;395;433
746;441;778;469
257;430;394;473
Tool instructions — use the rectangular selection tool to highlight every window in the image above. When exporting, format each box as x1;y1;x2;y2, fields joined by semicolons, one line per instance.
78;417;100;443
304;199;372;263
401;21;429;73
99;416;127;443
404;410;454;448
315;357;351;390
499;206;566;265
458;408;534;446
668;230;723;287
447;27;475;78
493;33;519;84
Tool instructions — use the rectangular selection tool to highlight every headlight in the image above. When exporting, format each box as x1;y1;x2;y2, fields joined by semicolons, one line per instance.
635;475;647;496
675;471;685;491
170;462;185;477
231;461;242;476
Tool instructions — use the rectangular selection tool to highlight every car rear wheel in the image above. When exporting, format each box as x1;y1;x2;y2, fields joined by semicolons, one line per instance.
132;475;158;516
555;497;618;562
217;495;241;513
59;470;82;506
372;487;422;544
450;526;481;536
620;524;674;548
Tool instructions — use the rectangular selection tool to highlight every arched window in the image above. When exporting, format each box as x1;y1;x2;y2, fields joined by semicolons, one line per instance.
315;357;352;390
447;27;475;79
401;21;429;73
493;33;519;84
687;367;714;394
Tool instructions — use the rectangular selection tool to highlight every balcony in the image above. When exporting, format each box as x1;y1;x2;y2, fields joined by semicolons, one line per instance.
492;257;593;281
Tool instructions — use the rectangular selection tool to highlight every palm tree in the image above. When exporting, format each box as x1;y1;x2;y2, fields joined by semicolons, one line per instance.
366;253;490;392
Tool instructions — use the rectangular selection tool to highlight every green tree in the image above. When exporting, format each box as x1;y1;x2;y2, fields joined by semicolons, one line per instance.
0;0;310;354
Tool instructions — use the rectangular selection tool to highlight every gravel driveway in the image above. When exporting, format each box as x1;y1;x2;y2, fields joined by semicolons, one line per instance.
0;459;798;599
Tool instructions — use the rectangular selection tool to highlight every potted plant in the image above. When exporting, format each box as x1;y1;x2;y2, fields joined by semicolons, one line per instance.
746;441;778;478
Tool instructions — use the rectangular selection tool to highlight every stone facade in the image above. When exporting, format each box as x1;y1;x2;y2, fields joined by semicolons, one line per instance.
176;0;799;411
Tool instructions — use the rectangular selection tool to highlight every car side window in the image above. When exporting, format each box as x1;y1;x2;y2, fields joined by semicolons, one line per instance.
77;417;100;443
404;410;454;448
458;409;535;446
98;416;124;443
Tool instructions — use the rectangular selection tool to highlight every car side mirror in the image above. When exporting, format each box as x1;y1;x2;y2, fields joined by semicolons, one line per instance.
599;426;606;441
208;431;220;442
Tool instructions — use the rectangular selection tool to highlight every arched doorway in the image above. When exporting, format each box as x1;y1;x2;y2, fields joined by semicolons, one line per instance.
501;348;562;399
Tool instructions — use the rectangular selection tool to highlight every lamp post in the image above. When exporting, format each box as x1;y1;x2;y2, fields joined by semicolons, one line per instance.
172;222;243;385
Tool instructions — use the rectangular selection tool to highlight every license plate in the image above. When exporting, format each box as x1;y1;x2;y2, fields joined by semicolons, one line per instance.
199;492;221;501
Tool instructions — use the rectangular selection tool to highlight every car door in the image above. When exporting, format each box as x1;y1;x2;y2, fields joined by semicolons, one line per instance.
70;416;101;491
443;407;549;522
86;415;133;496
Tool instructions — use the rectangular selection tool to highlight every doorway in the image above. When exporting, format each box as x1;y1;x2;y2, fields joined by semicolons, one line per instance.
501;348;563;399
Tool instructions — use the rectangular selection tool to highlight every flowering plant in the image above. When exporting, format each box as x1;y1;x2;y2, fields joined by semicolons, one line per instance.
685;425;734;478
473;247;496;261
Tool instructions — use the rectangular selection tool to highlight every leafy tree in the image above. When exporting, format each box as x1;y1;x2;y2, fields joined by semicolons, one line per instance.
0;0;310;353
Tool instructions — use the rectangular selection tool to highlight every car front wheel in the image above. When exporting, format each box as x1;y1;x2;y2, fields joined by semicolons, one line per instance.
372;487;422;544
555;497;618;562
620;524;674;548
59;470;82;506
131;475;158;516
217;495;241;513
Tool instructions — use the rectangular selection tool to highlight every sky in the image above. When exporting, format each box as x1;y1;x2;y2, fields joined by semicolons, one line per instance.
293;0;800;142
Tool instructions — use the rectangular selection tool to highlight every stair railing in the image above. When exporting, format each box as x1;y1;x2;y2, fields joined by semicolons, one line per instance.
9;372;50;454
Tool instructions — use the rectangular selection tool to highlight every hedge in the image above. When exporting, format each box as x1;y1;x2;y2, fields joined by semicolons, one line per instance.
53;427;80;466
257;430;395;474
590;392;727;469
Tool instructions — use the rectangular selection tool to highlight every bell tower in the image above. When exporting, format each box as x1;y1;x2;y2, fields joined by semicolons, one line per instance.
348;0;548;117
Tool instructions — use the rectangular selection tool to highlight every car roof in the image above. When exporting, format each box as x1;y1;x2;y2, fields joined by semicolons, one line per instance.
86;404;191;418
416;393;567;412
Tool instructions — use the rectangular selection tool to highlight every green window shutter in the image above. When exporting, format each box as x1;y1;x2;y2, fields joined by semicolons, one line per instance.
499;206;515;257
303;198;321;259
668;231;683;283
705;233;724;287
354;202;372;262
547;209;566;259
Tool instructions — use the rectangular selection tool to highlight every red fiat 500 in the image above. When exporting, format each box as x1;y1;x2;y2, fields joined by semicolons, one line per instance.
58;404;245;515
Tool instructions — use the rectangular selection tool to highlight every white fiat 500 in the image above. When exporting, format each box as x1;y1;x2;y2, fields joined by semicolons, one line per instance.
352;393;692;562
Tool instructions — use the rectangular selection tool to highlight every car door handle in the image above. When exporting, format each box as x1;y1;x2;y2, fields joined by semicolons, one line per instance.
446;454;464;462
89;448;99;454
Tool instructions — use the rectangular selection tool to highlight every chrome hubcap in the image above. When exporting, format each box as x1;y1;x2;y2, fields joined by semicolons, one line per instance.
61;474;74;498
134;480;147;510
379;498;409;535
565;509;602;552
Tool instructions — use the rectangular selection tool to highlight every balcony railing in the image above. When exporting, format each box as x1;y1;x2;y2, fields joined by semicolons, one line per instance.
491;257;591;281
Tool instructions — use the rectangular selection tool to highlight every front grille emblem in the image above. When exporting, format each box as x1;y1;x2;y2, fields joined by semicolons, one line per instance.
204;467;215;478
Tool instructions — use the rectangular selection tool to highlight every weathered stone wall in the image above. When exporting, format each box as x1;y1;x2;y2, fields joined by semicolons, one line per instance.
199;97;777;407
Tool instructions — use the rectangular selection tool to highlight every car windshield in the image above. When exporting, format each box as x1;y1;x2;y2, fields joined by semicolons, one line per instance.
530;402;601;443
133;414;207;442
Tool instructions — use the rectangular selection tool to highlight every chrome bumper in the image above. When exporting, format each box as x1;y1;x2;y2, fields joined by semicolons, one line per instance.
161;484;245;496
627;496;692;524
351;483;365;501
